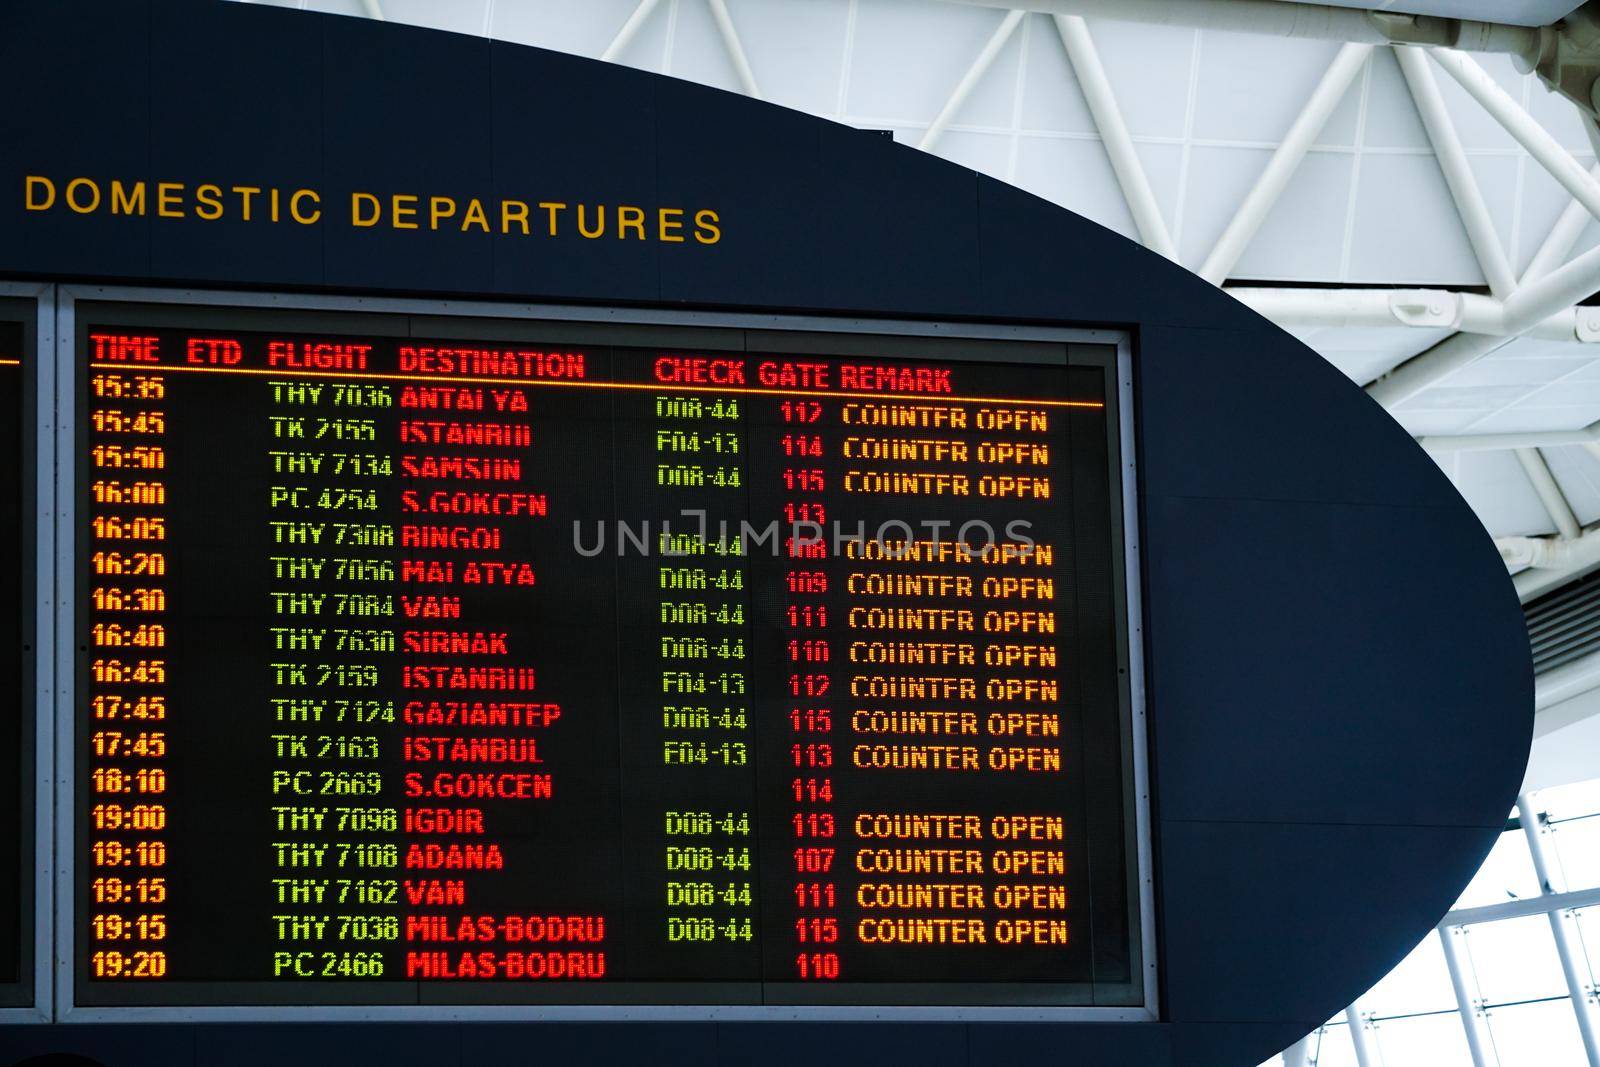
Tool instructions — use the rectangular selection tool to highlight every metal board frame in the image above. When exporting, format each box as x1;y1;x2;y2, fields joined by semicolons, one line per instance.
52;284;1155;1024
0;281;56;1025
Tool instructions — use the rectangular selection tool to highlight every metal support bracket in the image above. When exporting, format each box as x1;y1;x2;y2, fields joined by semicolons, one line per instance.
1512;3;1600;120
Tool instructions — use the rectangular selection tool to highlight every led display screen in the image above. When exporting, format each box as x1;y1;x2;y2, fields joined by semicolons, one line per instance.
73;304;1143;1010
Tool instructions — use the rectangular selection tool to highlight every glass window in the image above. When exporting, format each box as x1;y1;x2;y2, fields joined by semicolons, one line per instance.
1461;916;1568;1004
1363;934;1458;1018
1545;813;1600;893
1534;781;1600;891
1310;1022;1358;1067
1254;780;1600;1067
1455;828;1540;909
1484;997;1589;1067
1534;780;1600;822
1370;1011;1474;1067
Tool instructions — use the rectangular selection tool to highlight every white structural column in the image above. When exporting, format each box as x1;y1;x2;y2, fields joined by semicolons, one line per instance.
360;0;384;19
1516;793;1600;1067
1395;46;1514;299
1437;924;1496;1067
920;9;1026;151
706;0;761;99
1052;15;1178;260
601;0;665;62
1345;1003;1380;1067
1516;448;1582;541
1198;43;1371;285
1281;1036;1313;1067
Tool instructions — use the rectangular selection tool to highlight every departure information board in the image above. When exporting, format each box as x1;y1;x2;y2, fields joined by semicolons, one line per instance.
1;307;32;1008
72;304;1143;1011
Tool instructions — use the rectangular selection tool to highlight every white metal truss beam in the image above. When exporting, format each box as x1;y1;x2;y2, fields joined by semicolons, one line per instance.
1052;15;1177;260
1419;423;1600;452
1395;46;1514;299
1368;288;1600;408
1199;43;1371;285
920;9;1026;151
1366;161;1600;409
1429;49;1600;225
1517;539;1600;598
934;0;1541;59
706;0;761;99
602;0;665;62
1516;447;1582;540
1499;529;1600;572
1526;167;1600;285
1229;286;1600;342
360;0;384;19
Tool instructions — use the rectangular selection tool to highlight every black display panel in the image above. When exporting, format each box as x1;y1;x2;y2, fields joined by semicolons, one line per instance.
73;304;1142;1010
0;303;34;1009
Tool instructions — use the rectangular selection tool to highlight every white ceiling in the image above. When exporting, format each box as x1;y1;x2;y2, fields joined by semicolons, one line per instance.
235;0;1600;586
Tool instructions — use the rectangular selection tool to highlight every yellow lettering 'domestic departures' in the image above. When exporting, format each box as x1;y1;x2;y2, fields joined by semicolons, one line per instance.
23;176;722;244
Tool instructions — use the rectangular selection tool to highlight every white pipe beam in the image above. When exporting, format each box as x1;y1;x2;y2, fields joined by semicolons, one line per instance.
936;0;1541;59
1429;49;1600;225
1502;240;1600;336
1420;423;1600;453
1498;528;1600;571
1363;164;1600;407
1372;66;1600;425
1517;447;1582;540
920;9;1026;151
1230;287;1486;332
706;0;761;99
1053;15;1177;260
1367;239;1600;405
1437;926;1496;1067
601;0;664;62
1525;181;1600;284
1396;47;1514;299
1516;793;1600;1067
1199;43;1372;285
1368;331;1506;404
1229;286;1600;341
360;0;384;18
